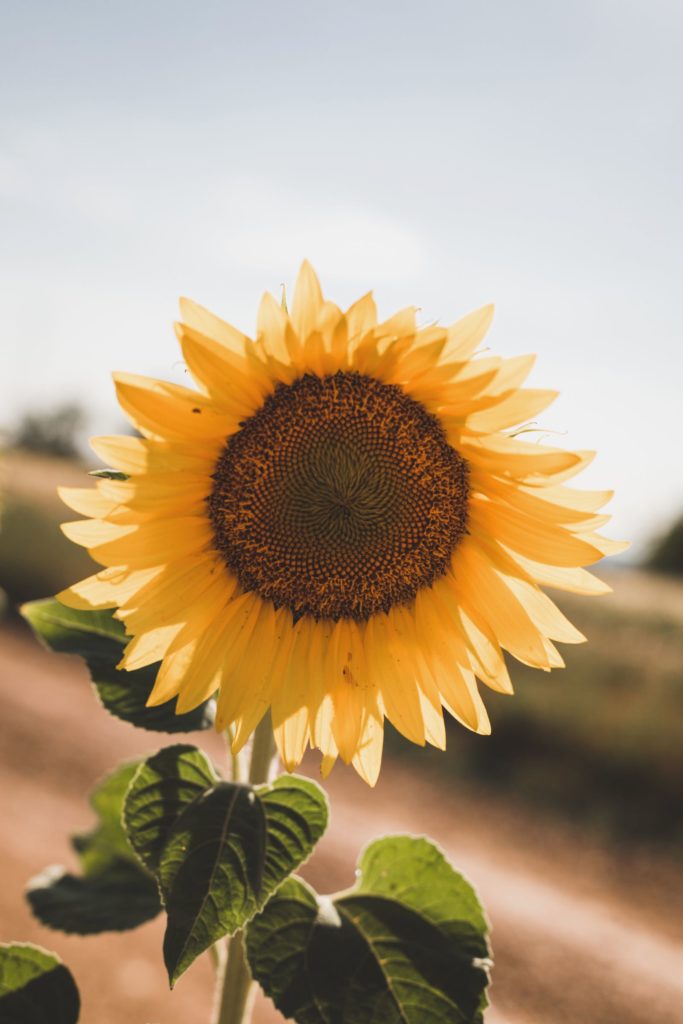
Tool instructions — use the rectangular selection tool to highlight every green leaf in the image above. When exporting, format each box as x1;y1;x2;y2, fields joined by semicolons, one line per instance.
246;835;491;1024
73;760;142;873
123;745;218;874
26;762;161;934
356;834;488;938
89;469;129;480
0;943;80;1023
160;774;328;986
26;863;162;934
21;598;214;733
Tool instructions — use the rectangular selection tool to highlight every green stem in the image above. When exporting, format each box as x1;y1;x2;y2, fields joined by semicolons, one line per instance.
225;725;246;783
211;715;277;1024
213;931;255;1024
248;712;278;785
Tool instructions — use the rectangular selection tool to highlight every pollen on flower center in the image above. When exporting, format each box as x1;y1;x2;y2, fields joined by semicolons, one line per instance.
208;371;470;620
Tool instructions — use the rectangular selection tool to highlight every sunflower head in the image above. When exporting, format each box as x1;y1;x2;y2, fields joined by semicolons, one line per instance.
59;262;625;784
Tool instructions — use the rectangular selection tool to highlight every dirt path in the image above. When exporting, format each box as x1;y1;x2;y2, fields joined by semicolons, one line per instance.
1;622;681;1024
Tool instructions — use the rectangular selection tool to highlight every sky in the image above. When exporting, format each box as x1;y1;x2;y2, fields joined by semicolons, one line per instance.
2;0;682;555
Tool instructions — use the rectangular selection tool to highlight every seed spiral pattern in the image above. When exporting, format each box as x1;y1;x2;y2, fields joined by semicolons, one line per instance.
208;372;469;620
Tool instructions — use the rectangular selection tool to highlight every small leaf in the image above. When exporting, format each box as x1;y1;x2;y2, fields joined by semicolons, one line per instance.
73;760;141;874
26;762;161;934
0;942;80;1023
124;745;218;874
26;863;162;934
160;775;328;986
21;599;214;733
246;835;491;1024
89;469;129;480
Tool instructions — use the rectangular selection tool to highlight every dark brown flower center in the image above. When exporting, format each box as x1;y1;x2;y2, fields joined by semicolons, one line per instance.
208;371;469;620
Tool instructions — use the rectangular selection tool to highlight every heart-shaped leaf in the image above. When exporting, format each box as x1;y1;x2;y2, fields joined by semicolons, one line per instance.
26;762;161;934
123;745;218;874
21;599;214;733
246;835;491;1024
0;943;80;1023
160;775;328;985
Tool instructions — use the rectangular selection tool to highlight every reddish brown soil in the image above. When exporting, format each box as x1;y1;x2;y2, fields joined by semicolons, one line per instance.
1;623;681;1024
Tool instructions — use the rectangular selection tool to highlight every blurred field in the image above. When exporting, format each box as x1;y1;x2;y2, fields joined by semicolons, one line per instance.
1;449;682;1023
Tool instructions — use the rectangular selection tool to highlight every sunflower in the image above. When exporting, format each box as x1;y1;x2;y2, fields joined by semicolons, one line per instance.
58;263;624;784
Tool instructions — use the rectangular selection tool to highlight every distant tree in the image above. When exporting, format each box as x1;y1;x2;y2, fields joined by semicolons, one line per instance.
12;403;85;459
647;515;683;577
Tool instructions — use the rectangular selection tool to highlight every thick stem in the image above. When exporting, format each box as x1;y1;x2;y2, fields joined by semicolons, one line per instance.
248;712;278;785
211;715;278;1024
213;931;255;1024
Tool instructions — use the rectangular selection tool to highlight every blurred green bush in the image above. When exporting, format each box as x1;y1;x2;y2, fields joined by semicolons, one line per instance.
0;450;95;608
0;495;96;606
647;514;683;577
10;404;85;460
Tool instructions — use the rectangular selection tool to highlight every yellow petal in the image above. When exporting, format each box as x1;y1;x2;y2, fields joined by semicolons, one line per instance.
88;516;213;569
291;260;324;342
113;373;237;442
580;533;630;557
97;473;210;524
390;332;447;379
90;435;217;476
469;496;605;567
176;323;270;415
531;450;596;486
328;621;367;764
58;486;119;519
179;297;251;355
437;366;501;409
121;622;184;672
57;566;161;611
537;485;615;513
375;307;418;342
269;618;312;769
501;550;612;595
365;612;425;746
462;434;586;481
345;292;377;340
472;472;613;526
118;556;231;632
454;541;554;669
414;589;492;730
418;686;447;749
445;304;494;359
453;599;514;694
320;752;338;779
468;388;558;432
229;603;281;751
144;578;233;699
176;592;261;713
350;711;384;787
315;299;344;343
60;518;134;548
504;576;586;644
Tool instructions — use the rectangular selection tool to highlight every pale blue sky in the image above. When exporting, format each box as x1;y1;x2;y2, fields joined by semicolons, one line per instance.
2;0;682;553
